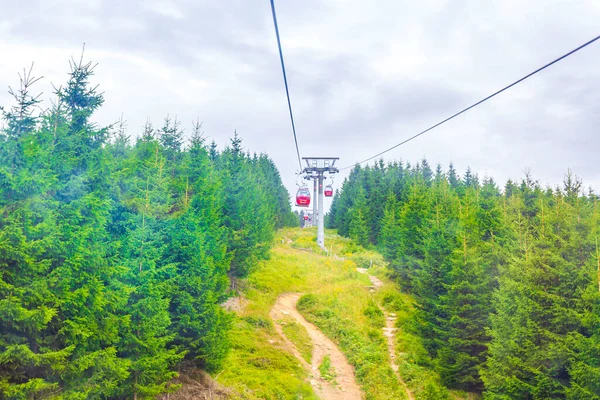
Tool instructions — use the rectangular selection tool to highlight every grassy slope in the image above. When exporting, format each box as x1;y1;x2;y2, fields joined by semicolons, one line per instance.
219;228;455;400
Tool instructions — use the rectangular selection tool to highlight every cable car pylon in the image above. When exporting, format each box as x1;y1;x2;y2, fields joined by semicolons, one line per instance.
301;157;339;249
312;174;318;227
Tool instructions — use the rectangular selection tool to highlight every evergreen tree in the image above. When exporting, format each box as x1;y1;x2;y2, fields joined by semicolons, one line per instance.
566;198;600;399
448;163;460;189
395;178;431;289
421;158;433;185
482;184;595;399
380;193;402;262
159;115;183;162
0;67;69;398
167;133;231;370
113;133;183;399
52;57;132;398
220;132;275;277
329;158;599;396
436;188;498;391
348;188;370;247
0;57;294;396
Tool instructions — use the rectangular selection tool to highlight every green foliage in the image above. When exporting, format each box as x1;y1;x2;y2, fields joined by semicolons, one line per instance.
363;300;384;321
349;188;370;247
351;251;385;270
223;317;315;400
0;58;293;397
330;159;600;397
217;132;284;277
281;318;313;364
319;355;337;382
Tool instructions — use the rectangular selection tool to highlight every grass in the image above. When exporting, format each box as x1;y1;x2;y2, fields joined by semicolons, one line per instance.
297;291;408;400
373;285;452;400
280;317;313;364
222;316;315;400
318;355;336;383
218;227;452;400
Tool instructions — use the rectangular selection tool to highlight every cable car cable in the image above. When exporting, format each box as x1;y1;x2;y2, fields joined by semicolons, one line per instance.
340;34;600;171
269;0;303;171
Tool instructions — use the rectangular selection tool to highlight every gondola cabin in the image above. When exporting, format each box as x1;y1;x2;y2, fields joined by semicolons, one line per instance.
296;187;311;207
324;185;333;197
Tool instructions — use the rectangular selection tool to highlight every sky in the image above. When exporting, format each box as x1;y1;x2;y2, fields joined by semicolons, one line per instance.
1;0;599;210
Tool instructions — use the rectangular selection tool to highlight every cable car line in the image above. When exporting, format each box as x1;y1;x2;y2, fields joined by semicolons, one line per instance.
267;0;318;210
269;0;303;171
340;34;600;171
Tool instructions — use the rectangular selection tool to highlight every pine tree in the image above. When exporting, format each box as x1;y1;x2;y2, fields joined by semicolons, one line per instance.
0;68;75;397
380;193;402;261
159;115;183;162
0;64;42;172
395;178;431;289
435;163;444;183
349;188;370;247
0;100;67;398
448;163;460;189
436;190;497;391
0;56;295;396
220;132;275;277
328;159;600;398
421;158;433;185
113;133;183;399
49;56;130;398
565;192;600;399
482;182;594;399
167;131;232;370
410;181;458;357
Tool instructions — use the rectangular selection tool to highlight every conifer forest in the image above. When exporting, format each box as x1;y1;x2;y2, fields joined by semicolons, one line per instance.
0;60;296;398
328;160;600;399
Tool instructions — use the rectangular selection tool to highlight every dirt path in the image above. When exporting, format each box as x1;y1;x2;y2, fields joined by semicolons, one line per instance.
270;293;362;400
356;269;415;400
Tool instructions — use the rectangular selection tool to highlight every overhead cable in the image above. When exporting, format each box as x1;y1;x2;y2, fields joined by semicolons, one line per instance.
341;34;600;170
269;0;303;171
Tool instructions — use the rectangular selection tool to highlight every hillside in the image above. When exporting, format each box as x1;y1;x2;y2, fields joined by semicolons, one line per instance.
3;51;599;400
328;161;600;399
190;228;471;400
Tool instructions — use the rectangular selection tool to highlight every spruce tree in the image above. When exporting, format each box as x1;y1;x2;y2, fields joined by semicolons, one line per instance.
0;69;69;397
114;133;183;399
220;132;274;277
380;193;402;262
448;163;460;189
167;132;231;370
348;188;370;247
1;56;295;396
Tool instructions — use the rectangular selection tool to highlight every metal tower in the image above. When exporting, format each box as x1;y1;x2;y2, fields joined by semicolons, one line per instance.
302;157;339;249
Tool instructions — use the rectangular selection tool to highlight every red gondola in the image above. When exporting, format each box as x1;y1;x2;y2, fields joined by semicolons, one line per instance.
324;184;333;197
296;187;311;207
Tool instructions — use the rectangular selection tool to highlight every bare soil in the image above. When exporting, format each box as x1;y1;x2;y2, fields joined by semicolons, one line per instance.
220;296;247;313
356;269;415;400
270;293;363;400
160;366;232;400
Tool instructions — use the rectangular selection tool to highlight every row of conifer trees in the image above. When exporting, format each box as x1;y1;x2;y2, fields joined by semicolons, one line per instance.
328;160;600;399
0;59;295;398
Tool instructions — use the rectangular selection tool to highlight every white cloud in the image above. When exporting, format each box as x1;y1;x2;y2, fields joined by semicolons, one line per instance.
1;0;599;206
147;1;185;20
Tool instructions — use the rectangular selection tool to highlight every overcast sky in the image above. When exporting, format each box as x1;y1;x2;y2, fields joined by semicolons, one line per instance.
1;0;599;208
